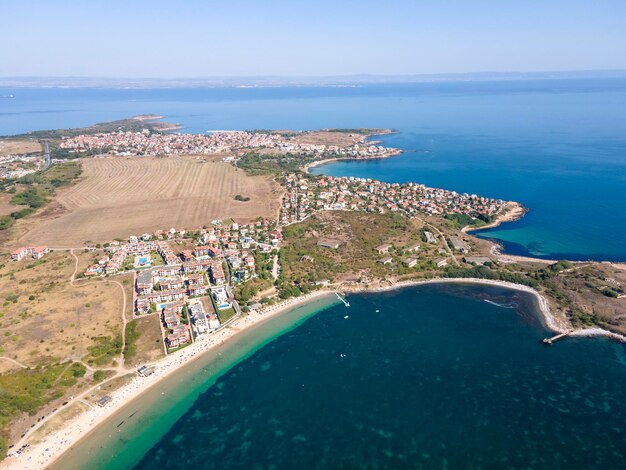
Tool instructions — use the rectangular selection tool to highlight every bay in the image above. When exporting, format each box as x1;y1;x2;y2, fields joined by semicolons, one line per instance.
132;284;626;469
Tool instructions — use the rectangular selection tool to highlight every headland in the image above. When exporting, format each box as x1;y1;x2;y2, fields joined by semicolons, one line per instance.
1;117;625;468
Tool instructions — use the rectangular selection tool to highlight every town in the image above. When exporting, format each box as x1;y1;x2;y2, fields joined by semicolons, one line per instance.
78;169;511;355
279;173;509;225
80;219;281;353
7;132;515;360
58;129;398;160
0;154;46;179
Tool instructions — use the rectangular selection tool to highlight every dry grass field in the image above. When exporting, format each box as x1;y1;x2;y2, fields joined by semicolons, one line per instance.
0;194;15;217
0;251;125;367
0;139;42;156
15;156;280;247
294;130;365;147
126;315;165;367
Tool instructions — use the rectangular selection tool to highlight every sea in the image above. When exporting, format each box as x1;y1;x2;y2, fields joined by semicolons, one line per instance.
2;80;626;468
2;80;626;261
52;285;626;469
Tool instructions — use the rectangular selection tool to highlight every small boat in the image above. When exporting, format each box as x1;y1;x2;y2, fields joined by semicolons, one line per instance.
344;315;349;319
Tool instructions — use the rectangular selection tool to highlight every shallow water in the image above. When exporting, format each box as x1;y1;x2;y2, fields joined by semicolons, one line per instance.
129;284;626;469
50;295;339;470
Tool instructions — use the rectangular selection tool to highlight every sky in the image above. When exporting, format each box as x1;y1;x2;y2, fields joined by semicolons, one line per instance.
1;0;626;78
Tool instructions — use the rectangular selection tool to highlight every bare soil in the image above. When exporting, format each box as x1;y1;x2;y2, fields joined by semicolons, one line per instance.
0;139;42;156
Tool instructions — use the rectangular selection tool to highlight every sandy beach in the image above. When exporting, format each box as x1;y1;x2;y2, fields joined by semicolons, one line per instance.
302;149;403;174
5;278;624;470
2;290;335;470
462;201;528;234
302;130;402;173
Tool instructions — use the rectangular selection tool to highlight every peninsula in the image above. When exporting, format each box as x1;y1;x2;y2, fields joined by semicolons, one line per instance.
0;118;625;468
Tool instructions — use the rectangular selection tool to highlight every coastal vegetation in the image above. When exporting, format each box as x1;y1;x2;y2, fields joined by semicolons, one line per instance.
123;321;140;361
0;162;81;231
235;277;273;304
444;212;492;229
216;306;237;323
237;151;316;175
441;265;539;288
0;362;89;459
279;210;626;334
85;334;123;366
280;211;425;294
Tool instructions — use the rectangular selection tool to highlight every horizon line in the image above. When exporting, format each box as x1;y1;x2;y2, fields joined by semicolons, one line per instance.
2;69;626;89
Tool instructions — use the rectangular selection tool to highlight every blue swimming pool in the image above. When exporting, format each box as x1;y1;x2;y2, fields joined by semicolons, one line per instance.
137;256;151;266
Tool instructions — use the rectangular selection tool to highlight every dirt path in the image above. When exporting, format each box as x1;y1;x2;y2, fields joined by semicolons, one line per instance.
69;249;128;368
271;254;279;280
410;214;460;267
0;356;27;369
11;251;130;453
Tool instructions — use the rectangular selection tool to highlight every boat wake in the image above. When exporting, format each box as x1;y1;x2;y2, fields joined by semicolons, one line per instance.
484;299;518;309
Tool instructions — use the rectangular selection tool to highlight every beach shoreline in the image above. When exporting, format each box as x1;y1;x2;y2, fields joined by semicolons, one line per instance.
460;201;555;265
348;277;626;342
5;278;624;469
462;201;528;234
302;130;402;173
303;148;403;174
3;290;336;470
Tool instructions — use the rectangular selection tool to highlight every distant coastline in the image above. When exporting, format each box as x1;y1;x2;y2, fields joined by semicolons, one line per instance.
2;70;626;89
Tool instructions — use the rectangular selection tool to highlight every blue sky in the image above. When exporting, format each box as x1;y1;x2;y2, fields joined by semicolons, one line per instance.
2;0;626;77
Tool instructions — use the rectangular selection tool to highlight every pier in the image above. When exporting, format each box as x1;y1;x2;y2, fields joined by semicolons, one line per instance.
336;292;350;307
543;331;572;345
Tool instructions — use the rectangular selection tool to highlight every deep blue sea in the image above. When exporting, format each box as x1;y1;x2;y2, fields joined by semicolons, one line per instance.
1;79;625;260
133;285;626;469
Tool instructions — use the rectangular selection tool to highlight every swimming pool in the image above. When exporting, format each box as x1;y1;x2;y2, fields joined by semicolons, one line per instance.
135;255;152;267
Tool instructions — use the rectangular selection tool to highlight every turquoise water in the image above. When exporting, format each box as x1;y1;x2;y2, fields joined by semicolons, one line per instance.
1;80;625;260
51;296;339;470
131;284;626;469
311;130;626;261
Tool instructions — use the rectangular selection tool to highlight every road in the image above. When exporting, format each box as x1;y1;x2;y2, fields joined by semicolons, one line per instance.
43;140;51;167
12;250;131;451
70;249;128;369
